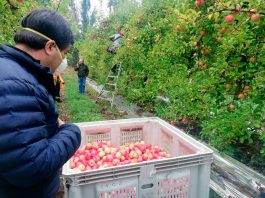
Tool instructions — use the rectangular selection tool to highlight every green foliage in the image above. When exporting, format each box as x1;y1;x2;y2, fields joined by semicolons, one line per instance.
201;100;265;149
67;47;79;67
0;0;39;44
80;0;265;159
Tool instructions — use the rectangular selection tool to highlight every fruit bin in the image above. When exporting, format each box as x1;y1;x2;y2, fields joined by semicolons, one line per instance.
62;117;213;198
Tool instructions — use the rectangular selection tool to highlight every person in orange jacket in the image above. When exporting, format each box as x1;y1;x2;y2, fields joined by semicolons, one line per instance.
54;58;67;102
54;73;65;102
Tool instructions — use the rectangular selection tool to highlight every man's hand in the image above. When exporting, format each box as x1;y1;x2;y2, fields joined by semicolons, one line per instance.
58;118;65;127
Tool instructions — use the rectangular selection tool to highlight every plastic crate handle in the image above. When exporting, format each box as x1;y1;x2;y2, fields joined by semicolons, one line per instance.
141;183;154;189
139;165;157;198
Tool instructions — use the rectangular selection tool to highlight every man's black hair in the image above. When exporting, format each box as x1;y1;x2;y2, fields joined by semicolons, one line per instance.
14;9;74;50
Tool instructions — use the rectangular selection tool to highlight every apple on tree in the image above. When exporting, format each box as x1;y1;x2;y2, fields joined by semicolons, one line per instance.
251;14;260;22
225;15;234;23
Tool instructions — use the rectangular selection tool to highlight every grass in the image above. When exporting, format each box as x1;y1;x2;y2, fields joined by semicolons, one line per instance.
62;74;105;123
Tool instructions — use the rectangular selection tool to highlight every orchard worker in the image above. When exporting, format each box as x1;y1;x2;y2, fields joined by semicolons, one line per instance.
108;29;125;73
0;9;81;198
75;59;89;94
108;29;125;54
54;57;68;102
54;72;65;103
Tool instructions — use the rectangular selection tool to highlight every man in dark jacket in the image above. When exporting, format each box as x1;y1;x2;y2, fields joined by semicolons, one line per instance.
0;9;81;198
75;59;89;93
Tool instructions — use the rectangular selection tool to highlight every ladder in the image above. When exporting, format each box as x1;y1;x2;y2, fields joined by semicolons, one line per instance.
97;63;122;108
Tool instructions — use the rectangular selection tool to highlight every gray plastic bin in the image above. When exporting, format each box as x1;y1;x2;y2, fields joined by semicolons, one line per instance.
62;117;213;198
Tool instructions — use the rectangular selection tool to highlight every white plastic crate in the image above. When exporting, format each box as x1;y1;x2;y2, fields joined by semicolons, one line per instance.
62;117;213;198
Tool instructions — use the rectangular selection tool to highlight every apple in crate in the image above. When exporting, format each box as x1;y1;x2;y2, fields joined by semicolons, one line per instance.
69;141;171;171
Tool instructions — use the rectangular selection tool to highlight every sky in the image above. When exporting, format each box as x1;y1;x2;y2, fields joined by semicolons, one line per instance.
74;0;109;20
74;0;142;25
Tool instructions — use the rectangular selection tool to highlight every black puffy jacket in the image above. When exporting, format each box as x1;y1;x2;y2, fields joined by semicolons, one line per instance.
0;44;81;198
75;63;89;77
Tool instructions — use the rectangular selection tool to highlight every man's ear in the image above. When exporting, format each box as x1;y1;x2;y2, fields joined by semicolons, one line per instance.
44;40;56;56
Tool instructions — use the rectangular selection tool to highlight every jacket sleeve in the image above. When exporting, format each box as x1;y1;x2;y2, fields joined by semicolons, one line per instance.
0;81;81;188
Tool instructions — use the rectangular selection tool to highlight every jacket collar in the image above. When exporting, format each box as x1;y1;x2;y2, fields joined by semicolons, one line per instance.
0;44;56;98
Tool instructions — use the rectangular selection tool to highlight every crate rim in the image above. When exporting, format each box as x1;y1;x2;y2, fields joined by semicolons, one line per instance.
74;117;213;153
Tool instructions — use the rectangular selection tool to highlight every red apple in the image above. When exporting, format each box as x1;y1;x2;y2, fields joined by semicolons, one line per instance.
86;143;92;150
115;152;122;159
198;61;204;66
251;14;260;22
104;147;111;154
73;157;80;163
220;27;227;34
79;155;86;161
93;156;101;162
110;148;118;155
238;93;245;99
225;84;231;89
203;49;209;55
200;31;206;36
88;159;95;167
229;104;235;110
71;141;173;170
199;0;204;6
78;164;86;171
147;153;153;160
105;154;113;163
225;15;234;23
137;156;143;162
120;156;126;161
181;118;190;124
112;159;120;166
90;149;98;157
85;153;92;160
92;142;99;149
142;153;148;161
244;86;251;91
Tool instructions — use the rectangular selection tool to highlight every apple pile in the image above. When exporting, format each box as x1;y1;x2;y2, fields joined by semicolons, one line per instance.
69;141;171;171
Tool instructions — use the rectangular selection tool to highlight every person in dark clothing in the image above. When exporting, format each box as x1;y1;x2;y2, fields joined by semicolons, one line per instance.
0;9;81;198
75;59;89;93
54;74;62;103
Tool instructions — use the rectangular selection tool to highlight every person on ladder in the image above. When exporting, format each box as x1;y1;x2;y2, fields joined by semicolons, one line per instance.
108;29;124;55
108;29;124;73
75;59;89;94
